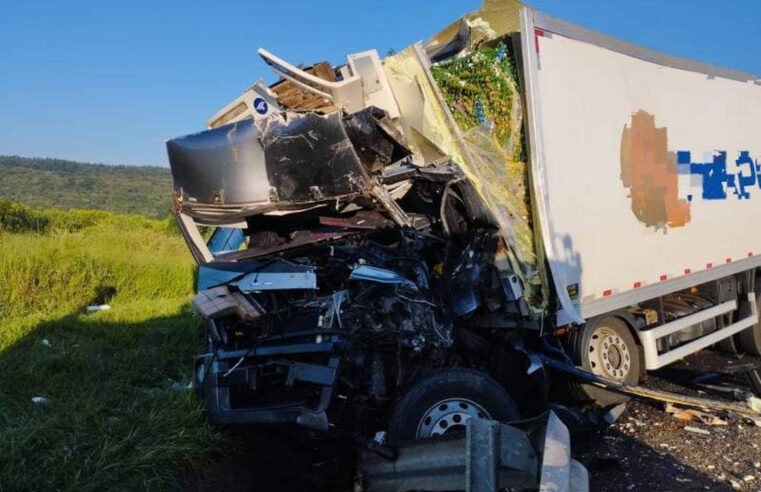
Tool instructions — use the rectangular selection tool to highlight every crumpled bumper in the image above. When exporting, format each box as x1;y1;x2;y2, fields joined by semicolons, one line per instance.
195;339;341;431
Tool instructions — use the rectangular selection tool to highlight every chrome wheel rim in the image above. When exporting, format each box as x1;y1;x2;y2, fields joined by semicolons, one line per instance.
416;398;491;438
588;326;632;381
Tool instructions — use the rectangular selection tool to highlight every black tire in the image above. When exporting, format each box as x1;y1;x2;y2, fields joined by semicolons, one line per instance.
387;368;520;443
716;334;742;354
567;316;642;406
737;291;761;356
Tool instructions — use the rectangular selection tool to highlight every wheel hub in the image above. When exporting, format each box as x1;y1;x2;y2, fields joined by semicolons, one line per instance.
416;398;490;438
588;327;631;381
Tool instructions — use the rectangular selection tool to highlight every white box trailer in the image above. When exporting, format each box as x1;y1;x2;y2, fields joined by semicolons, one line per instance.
518;8;761;372
168;0;761;430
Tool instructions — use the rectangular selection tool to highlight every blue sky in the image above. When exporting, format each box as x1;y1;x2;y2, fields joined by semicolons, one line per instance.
0;0;759;167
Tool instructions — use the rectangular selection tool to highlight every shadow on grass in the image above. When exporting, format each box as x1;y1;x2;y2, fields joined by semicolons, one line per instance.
0;300;224;491
0;301;739;491
0;300;352;492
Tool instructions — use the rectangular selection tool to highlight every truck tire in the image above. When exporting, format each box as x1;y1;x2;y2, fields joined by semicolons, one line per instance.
715;334;742;355
736;291;761;356
387;368;520;443
568;317;642;406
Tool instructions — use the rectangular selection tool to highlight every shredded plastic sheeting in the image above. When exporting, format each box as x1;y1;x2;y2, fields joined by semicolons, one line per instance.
431;43;545;312
425;0;525;58
384;41;546;315
384;46;469;169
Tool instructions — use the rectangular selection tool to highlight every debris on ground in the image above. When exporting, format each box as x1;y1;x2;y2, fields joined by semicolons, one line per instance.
31;396;48;406
86;304;111;313
683;426;711;435
574;351;761;492
665;403;728;425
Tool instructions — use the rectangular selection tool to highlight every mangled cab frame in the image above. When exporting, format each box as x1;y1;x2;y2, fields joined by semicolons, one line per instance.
167;0;761;450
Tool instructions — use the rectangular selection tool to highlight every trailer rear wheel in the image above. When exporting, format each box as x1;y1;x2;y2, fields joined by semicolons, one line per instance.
736;291;761;356
569;317;641;406
387;368;520;443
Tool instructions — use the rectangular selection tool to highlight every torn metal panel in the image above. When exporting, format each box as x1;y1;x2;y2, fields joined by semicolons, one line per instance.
425;0;526;60
318;210;393;230
235;261;317;292
168;111;376;223
256;111;369;203
349;265;419;291
192;285;262;320
343;107;411;172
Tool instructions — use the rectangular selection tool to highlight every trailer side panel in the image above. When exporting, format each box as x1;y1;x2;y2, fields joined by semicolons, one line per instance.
522;10;761;321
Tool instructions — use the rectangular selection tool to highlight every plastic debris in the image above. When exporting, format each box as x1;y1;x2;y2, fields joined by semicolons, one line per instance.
684;426;710;435
602;403;627;425
170;381;192;391
665;403;728;425
86;304;111;313
431;41;547;314
747;395;761;413
31;396;48;406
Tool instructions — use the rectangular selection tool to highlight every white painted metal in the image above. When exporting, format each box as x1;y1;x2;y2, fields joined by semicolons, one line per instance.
346;50;401;119
640;295;758;370
206;80;280;129
521;8;761;321
519;9;583;324
640;300;737;343
638;300;736;369
258;48;364;113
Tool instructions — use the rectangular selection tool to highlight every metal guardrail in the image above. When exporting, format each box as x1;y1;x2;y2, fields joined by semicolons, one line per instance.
359;411;589;492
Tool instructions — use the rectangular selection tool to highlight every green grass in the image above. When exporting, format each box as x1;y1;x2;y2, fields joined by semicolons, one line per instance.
0;205;228;491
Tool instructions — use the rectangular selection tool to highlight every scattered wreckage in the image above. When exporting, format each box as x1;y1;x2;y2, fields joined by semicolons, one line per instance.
166;0;761;489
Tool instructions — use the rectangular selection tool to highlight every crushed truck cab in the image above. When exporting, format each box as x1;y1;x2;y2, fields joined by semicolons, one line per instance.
166;0;761;469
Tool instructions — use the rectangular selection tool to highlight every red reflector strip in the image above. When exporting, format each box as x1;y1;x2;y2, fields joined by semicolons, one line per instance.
706;263;713;269
660;274;668;281
633;281;642;289
603;289;612;297
684;268;691;274
534;28;544;53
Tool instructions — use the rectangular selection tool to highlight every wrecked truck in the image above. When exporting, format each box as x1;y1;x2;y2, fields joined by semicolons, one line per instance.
166;0;761;448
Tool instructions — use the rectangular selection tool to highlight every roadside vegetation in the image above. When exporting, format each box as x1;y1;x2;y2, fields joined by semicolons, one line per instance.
0;201;226;490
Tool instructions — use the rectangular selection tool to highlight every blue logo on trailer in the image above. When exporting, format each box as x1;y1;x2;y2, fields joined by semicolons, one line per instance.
678;150;761;201
253;97;268;115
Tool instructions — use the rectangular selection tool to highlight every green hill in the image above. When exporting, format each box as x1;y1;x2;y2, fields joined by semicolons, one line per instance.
0;155;173;218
